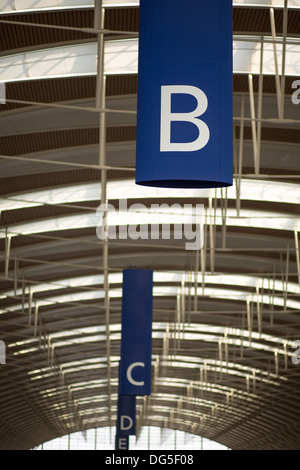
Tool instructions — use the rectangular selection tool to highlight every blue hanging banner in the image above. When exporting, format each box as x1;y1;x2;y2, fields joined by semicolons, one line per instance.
116;394;136;436
136;0;233;189
119;269;153;396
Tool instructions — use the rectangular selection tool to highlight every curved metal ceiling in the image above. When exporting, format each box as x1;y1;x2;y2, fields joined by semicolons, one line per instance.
0;0;300;451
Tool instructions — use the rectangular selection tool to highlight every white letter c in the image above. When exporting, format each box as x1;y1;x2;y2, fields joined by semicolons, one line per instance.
126;362;145;386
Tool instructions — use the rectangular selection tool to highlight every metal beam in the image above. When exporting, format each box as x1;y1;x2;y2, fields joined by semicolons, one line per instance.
0;19;138;36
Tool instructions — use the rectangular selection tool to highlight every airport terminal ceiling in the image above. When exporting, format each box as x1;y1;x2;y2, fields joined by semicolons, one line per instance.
0;0;300;450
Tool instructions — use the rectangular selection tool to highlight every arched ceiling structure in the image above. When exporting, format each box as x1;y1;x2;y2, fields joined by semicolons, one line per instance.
0;0;300;451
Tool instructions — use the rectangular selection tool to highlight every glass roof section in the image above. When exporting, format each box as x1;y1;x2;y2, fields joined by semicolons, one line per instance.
1;37;300;83
233;0;300;6
2;271;299;304
1;206;299;240
8;322;295;375
1;179;300;212
33;427;229;451
2;282;300;315
0;0;139;14
1;0;300;15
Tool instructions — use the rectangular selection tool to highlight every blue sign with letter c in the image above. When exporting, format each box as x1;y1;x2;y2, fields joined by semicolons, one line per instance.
119;270;153;395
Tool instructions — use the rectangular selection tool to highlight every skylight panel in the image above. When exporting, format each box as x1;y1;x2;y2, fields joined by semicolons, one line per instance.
0;0;139;14
1;0;300;15
1;36;300;83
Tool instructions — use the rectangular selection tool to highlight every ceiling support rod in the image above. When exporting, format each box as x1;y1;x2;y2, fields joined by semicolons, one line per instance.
233;126;239;217
209;198;215;273
270;8;283;119
175;294;180;352
14;255;18;296
95;0;111;430
237;94;245;216
248;74;259;175
256;286;262;338
4;228;11;279
213;190;218;261
240;313;245;359
153;356;160;395
284;244;290;311
294;231;300;289
186;269;192;325
180;279;186;339
34;303;39;337
28;287;32;327
274;350;279;376
201;214;207;295
284;342;288;370
259;283;264;335
21;275;25;314
257;36;264;174
246;300;252;347
270;268;276;326
224;329;229;368
218;339;223;380
162;324;170;371
280;0;289;120
221;188;228;249
252;370;256;394
193;250;199;312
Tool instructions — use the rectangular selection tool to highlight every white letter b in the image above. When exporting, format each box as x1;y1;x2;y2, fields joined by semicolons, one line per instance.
160;85;210;152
